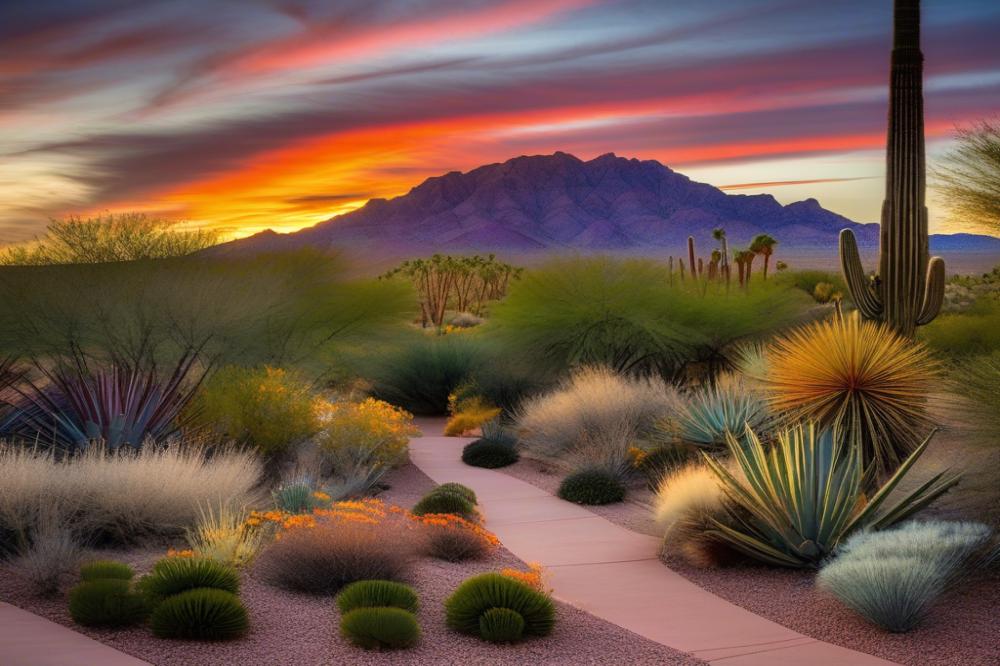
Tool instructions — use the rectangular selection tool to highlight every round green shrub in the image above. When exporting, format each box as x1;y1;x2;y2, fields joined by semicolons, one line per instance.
68;579;148;628
433;483;478;505
80;560;134;582
340;607;421;650
411;491;476;519
462;439;519;469
337;580;419;614
445;573;555;638
479;607;525;643
150;588;248;641
557;468;625;505
138;557;240;604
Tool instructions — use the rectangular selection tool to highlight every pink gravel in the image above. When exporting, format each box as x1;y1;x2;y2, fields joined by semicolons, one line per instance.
494;446;1000;666
0;462;702;666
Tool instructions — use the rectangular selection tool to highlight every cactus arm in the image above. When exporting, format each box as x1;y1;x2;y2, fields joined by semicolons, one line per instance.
916;256;945;325
839;229;883;319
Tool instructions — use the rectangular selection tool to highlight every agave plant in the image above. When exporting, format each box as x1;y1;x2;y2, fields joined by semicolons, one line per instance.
702;422;960;568
762;312;938;478
665;373;769;449
1;357;201;451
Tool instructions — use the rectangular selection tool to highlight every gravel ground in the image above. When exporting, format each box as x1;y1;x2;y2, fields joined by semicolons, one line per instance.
493;437;1000;666
0;461;702;666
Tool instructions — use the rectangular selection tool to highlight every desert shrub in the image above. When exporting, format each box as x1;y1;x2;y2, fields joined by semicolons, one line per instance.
81;560;134;582
314;398;417;468
516;366;675;464
0;443;262;547
703;423;960;567
763;312;938;478
457;362;550;415
818;521;993;632
185;504;270;568
256;507;414;595
150;588;248;640
557;468;626;506
340;607;420;650
450;312;484;328
69;579;148;628
138;557;240;605
653;462;738;567
490;257;812;379
635;443;691;490
13;516;84;596
952;352;1000;446
462;438;519;468
784;269;848;301
920;300;1000;356
272;479;323;514
444;573;555;640
812;282;841;303
665;373;769;449
366;335;488;415
433;483;478;504
416;513;499;562
188;365;318;458
316;446;390;500
479;607;525;643
411;491;477;520
444;395;501;436
336;580;419;614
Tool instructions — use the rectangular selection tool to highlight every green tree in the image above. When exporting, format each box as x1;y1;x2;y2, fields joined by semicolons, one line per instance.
749;234;778;280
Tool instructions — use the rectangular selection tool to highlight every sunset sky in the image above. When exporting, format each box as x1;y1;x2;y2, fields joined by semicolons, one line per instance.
1;0;998;244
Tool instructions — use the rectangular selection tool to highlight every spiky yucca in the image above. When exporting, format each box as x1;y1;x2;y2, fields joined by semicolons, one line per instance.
763;312;937;477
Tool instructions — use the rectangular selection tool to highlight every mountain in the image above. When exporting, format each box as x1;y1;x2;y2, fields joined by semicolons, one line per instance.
213;152;1000;262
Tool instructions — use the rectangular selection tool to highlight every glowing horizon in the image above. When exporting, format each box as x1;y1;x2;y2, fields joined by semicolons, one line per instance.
2;0;998;244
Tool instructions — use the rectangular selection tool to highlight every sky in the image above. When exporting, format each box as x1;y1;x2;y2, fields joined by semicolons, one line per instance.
1;0;998;244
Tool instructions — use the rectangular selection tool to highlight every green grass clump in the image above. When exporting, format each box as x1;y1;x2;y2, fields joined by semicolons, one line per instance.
444;573;555;640
273;480;321;514
668;374;769;449
557;468;626;505
149;588;249;640
433;483;478;504
462;439;519;468
818;521;992;632
68;579;148;628
478;607;525;643
411;491;477;519
138;557;240;604
340;606;421;650
920;300;1000;357
336;580;419;614
80;560;134;582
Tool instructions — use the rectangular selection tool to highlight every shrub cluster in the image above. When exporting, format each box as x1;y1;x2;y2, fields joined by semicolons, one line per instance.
557;468;626;506
337;580;421;650
416;513;499;562
140;556;248;641
444;573;555;643
69;561;148;628
314;398;418;468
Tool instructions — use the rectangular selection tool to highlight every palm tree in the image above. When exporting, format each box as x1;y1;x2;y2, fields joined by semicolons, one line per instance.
734;249;754;288
750;234;778;280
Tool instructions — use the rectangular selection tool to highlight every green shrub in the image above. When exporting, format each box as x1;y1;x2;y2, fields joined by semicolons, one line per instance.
490;257;812;379
433;483;478;504
68;579;148;628
445;573;555;639
80;560;134;582
138;557;240;604
558;468;626;505
479;607;525;643
783;269;847;301
340;607;420;650
818;521;992;632
366;335;487;415
411;491;477;519
920;300;1000;357
273;480;322;514
462;439;519;468
150;588;248;640
703;423;960;567
187;365;318;457
336;580;419;614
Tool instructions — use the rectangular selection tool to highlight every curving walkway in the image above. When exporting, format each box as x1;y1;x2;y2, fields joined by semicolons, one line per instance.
409;431;898;666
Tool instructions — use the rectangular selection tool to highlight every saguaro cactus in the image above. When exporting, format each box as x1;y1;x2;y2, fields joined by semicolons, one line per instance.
839;0;944;337
687;236;698;280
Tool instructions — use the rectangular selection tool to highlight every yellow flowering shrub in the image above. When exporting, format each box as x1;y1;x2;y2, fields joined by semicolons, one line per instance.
188;365;318;456
444;394;501;437
314;398;418;467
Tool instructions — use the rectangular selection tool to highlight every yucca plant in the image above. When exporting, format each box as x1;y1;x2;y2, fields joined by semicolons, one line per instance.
665;373;769;449
702;423;960;568
762;312;938;478
1;357;201;451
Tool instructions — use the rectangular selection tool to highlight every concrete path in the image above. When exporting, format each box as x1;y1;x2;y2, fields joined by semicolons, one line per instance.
0;602;152;666
410;432;898;666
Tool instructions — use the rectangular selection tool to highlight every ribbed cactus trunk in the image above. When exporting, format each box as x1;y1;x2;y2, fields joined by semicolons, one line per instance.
839;0;944;337
687;236;698;280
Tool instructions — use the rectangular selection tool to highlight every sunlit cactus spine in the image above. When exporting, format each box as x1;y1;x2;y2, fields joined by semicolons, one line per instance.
839;0;944;338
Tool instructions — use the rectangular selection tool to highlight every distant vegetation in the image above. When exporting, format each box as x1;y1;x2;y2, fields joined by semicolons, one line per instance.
935;120;1000;233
